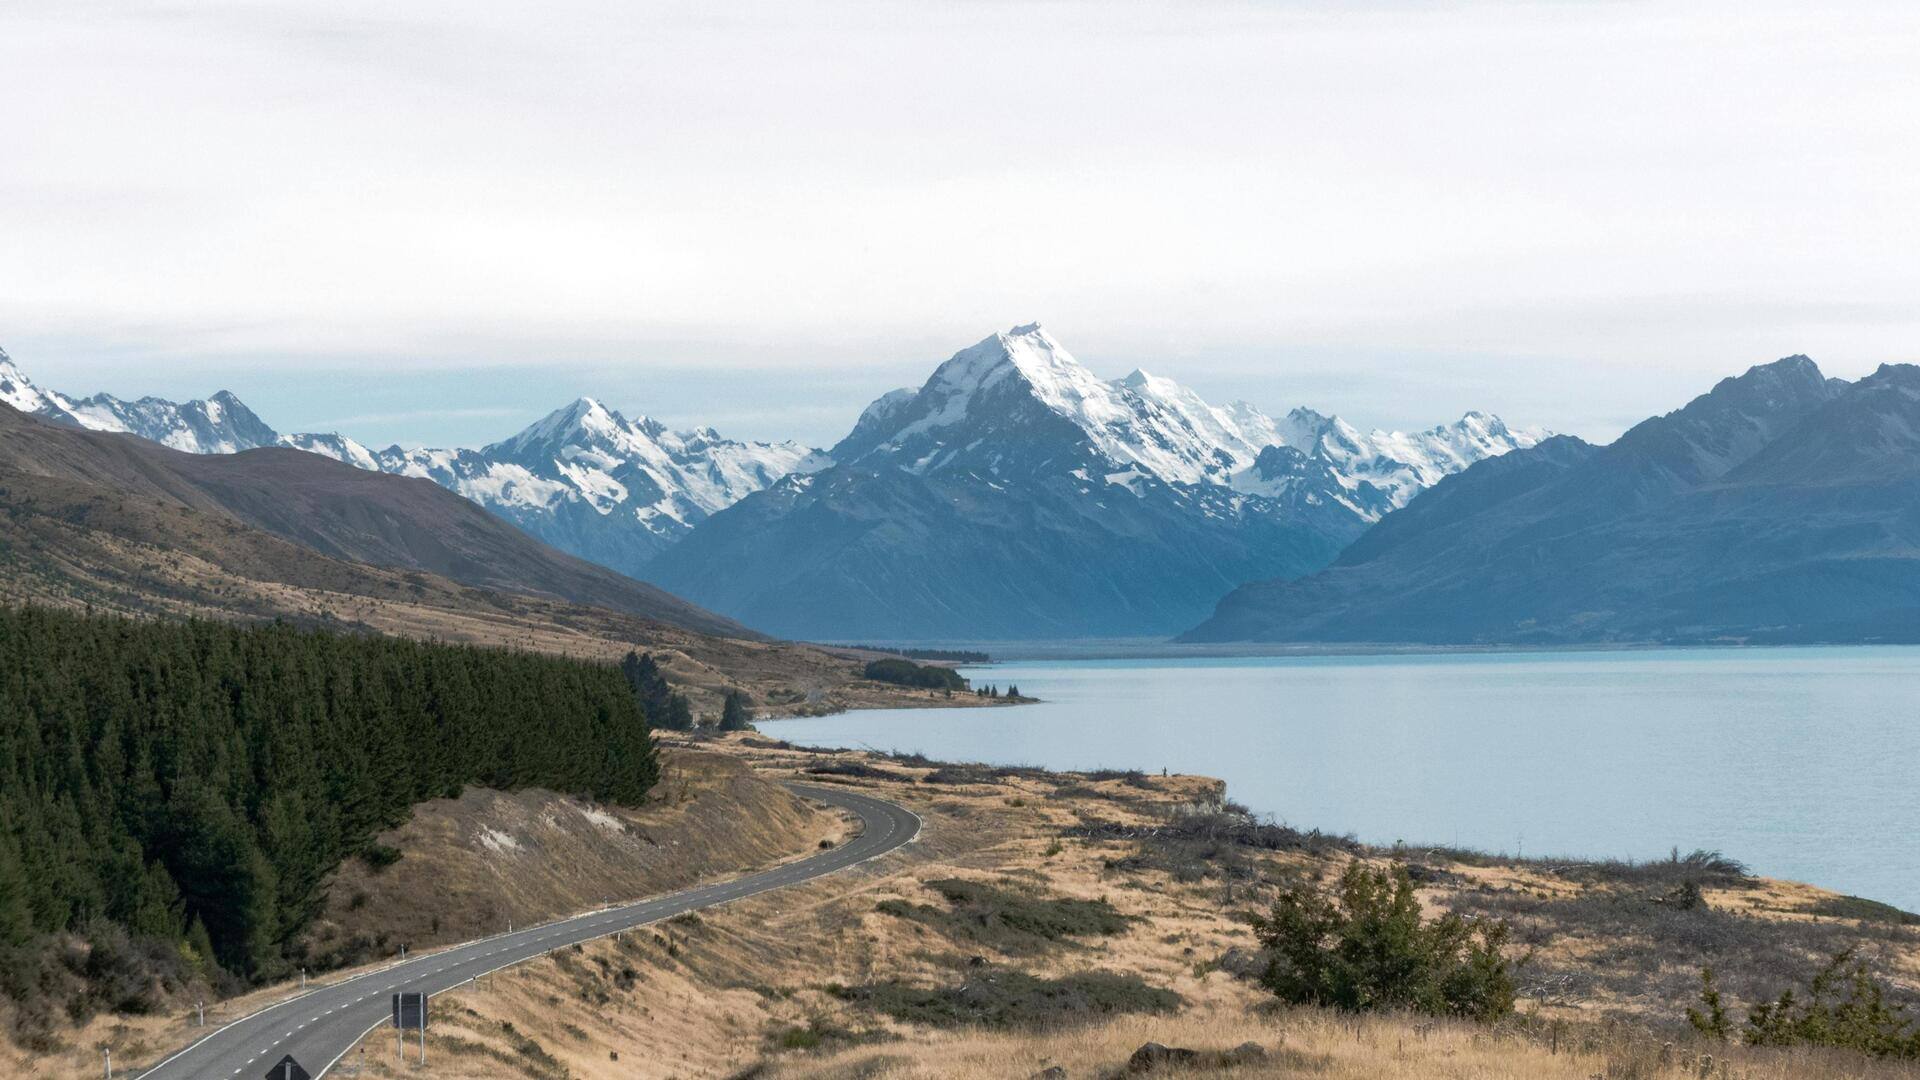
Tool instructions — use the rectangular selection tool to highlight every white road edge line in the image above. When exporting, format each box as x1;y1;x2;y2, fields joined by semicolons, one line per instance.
142;786;919;1080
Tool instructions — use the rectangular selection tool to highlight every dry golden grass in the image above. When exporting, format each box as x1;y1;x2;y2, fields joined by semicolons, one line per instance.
760;1007;1920;1080
18;736;1919;1079
327;735;1920;1080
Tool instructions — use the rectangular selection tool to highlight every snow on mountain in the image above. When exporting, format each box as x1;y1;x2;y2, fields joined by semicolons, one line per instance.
651;324;1548;640
277;431;386;471
449;397;829;534
0;352;279;453
1;350;79;422
845;324;1542;521
283;397;828;571
1235;406;1546;514
0;350;825;577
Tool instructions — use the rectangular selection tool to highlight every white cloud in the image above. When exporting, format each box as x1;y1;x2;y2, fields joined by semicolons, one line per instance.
4;0;1918;444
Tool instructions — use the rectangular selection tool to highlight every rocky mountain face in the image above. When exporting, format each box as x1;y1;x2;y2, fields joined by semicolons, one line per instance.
1184;356;1920;645
287;400;827;577
650;325;1541;639
1;352;824;577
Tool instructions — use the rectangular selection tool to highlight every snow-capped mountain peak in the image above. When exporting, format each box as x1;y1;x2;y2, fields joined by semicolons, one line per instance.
840;324;1543;519
0;351;72;420
0;347;827;578
500;396;626;455
0;353;281;454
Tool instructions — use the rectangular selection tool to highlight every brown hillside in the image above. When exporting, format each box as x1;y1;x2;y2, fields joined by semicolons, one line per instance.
0;402;749;637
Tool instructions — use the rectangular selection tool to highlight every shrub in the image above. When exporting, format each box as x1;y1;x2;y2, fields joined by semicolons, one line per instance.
875;878;1130;954
1690;949;1920;1057
1250;863;1516;1021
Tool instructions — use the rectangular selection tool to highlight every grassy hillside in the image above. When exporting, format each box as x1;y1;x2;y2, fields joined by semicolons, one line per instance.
323;736;1920;1080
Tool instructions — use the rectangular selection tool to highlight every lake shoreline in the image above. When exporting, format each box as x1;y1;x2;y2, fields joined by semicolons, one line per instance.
815;637;1920;662
761;647;1920;912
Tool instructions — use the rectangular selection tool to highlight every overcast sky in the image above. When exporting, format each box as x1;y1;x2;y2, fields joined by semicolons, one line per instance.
4;0;1918;449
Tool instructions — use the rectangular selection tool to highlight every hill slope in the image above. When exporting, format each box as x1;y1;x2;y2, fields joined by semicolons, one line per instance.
0;402;751;638
1183;358;1920;644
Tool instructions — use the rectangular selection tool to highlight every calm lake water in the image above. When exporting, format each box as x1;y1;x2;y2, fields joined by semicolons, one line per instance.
770;648;1920;911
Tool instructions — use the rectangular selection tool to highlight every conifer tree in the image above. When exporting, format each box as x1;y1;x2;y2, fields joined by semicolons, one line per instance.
719;690;753;731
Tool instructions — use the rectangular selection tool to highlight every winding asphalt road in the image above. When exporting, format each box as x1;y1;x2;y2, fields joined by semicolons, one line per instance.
138;783;918;1080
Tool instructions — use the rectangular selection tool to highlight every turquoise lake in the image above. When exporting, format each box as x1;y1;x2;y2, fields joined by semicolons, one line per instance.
768;648;1920;911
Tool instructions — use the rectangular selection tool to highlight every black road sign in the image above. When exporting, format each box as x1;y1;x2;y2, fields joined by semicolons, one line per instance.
263;1054;311;1080
392;990;429;1030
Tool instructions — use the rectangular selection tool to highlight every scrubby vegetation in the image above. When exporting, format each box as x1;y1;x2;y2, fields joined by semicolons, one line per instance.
842;646;990;664
1812;896;1920;927
861;658;968;691
831;969;1180;1029
1066;808;1358;857
1250;863;1517;1021
0;605;659;1044
804;761;907;781
876;878;1131;955
1691;950;1920;1057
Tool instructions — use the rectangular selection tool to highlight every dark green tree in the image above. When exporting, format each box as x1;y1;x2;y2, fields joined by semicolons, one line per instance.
622;650;693;731
1249;863;1515;1021
719;690;753;731
0;605;661;1007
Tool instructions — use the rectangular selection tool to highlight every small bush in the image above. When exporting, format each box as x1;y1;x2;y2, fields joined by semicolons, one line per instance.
1084;768;1155;789
361;843;403;871
1251;863;1516;1021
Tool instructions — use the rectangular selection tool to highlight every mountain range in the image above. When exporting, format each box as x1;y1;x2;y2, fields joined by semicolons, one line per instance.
647;325;1541;638
1183;356;1920;645
2;332;1539;639
2;349;822;576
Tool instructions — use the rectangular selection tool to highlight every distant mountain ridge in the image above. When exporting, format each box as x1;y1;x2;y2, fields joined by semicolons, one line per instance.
2;350;279;453
5;332;1541;640
1184;355;1920;645
1;349;825;576
649;324;1542;639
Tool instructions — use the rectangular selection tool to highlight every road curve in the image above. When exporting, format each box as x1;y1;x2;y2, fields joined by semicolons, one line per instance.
138;783;918;1080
